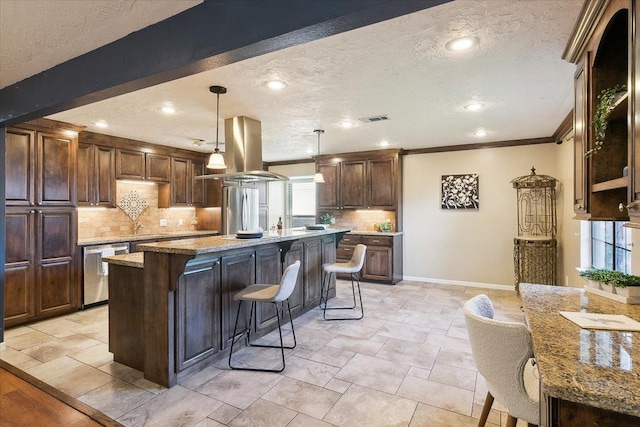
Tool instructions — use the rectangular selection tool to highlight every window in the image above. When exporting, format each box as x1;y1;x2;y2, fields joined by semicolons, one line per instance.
591;221;632;273
286;177;316;227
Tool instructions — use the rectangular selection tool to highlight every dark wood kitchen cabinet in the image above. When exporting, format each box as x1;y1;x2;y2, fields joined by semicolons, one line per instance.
335;233;403;284
77;143;116;207
4;207;77;327
158;157;205;207
220;251;256;349
254;245;283;332
115;148;170;182
317;162;341;209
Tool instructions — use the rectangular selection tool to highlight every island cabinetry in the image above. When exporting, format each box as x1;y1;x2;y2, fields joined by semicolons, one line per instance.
565;0;638;222
77;143;116;207
220;251;256;349
176;257;221;372
285;242;304;316
254;245;284;332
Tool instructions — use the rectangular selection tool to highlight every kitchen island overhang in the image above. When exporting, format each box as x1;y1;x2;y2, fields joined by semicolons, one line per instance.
105;228;350;387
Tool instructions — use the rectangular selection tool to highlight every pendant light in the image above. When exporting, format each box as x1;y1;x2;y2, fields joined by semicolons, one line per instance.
313;129;325;183
206;85;227;169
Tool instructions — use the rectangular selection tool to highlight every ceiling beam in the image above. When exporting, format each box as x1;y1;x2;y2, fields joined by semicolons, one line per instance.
0;0;450;126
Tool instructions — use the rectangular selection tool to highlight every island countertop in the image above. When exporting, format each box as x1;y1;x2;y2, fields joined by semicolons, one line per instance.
520;283;640;418
137;227;352;255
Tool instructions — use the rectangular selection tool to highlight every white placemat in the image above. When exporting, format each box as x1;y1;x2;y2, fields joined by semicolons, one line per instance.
560;311;640;332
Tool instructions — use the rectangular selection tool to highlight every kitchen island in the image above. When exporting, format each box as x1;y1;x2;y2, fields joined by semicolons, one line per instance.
520;284;640;426
104;227;349;387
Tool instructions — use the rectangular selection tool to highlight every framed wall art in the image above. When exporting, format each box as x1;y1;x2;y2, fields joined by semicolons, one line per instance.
441;174;479;209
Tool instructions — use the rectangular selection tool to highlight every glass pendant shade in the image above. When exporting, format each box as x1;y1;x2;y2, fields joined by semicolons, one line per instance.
207;149;226;169
313;172;325;183
206;85;227;170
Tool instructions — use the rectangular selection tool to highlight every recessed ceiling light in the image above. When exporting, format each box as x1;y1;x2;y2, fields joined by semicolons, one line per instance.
473;128;488;137
464;102;484;112
446;36;478;52
95;120;108;128
339;120;356;129
161;103;176;114
379;140;390;147
265;80;287;90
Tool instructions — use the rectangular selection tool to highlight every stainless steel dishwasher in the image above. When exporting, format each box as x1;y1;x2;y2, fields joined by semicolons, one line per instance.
83;243;129;308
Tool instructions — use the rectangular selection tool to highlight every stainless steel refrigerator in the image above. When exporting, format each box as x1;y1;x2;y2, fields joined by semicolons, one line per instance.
222;185;259;235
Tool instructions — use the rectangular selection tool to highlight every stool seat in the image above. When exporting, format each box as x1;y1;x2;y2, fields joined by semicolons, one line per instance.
320;243;366;321
234;284;281;302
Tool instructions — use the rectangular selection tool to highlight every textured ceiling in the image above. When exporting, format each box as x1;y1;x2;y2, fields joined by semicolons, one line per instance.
5;1;583;162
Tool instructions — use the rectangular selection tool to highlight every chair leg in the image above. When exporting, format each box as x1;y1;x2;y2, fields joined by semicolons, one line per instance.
229;300;296;373
323;272;364;321
505;415;517;427
477;391;494;427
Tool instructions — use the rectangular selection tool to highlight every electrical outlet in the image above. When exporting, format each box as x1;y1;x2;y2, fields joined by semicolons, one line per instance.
178;218;184;226
160;219;167;227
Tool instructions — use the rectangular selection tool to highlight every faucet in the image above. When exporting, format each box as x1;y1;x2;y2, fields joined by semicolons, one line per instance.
134;221;145;235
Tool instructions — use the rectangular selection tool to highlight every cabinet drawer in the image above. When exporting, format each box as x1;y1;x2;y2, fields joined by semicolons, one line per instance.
362;235;393;247
341;235;363;245
337;245;355;260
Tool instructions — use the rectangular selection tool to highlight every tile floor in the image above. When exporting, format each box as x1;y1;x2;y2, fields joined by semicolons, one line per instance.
1;280;531;427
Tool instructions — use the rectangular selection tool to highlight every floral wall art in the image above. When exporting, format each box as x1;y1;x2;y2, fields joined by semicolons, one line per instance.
441;174;479;209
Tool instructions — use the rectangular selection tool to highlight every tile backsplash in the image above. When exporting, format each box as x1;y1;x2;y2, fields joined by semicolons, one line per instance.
327;210;396;232
78;182;198;239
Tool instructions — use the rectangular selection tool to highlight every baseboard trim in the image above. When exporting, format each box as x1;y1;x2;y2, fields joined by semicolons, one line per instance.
402;276;515;291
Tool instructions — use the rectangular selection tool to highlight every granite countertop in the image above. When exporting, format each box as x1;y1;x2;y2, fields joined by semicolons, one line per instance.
347;230;404;236
103;252;144;268
77;230;219;246
137;227;352;256
520;283;640;417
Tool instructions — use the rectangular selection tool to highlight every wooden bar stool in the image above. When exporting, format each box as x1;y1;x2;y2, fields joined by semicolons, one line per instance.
320;244;366;321
228;260;301;372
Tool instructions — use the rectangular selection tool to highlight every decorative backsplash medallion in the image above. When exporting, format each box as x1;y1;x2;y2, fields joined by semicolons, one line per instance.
117;189;149;221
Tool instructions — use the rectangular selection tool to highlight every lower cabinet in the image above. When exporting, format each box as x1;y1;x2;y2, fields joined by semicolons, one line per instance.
4;208;77;327
336;233;403;284
254;245;283;332
220;251;256;349
175;257;221;372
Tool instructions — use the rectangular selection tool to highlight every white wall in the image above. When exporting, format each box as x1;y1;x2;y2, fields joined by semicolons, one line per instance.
403;144;560;287
268;163;315;227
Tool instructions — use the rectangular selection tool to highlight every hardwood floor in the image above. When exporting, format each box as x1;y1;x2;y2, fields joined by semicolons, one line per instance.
0;359;120;427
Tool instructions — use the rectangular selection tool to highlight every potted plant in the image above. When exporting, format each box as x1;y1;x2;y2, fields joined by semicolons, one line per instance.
579;268;640;297
584;84;627;158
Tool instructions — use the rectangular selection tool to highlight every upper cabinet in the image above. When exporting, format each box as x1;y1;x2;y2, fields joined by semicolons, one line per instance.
316;149;401;212
78;143;116;207
115;148;170;182
565;0;638;223
6;122;79;207
158;157;205;208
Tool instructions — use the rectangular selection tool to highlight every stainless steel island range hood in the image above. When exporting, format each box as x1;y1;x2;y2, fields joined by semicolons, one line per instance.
196;116;288;183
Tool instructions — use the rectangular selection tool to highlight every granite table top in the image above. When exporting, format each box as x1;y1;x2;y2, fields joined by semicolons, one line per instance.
102;252;144;269
135;227;353;256
77;230;219;247
520;283;640;417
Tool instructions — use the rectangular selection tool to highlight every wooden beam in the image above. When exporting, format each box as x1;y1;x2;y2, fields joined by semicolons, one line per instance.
403;137;555;155
0;0;449;126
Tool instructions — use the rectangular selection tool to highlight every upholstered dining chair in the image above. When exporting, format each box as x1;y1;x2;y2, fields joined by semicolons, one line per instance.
228;260;301;372
320;243;366;320
463;294;539;427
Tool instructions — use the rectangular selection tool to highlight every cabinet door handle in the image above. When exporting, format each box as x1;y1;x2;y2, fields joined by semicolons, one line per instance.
619;203;637;212
30;210;35;214
372;240;380;243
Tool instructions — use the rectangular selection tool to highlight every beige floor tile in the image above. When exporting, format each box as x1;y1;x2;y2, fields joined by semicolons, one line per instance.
324;384;417;427
376;320;430;343
208;403;242;424
29;317;82;338
407;366;431;380
78;378;155;419
99;361;144;383
327;323;378;339
117;385;222;426
403;311;452;330
310;345;355;368
22;334;102;363
397;376;474;416
409;403;478;427
287;413;336;427
68;342;113;367
282;355;340;387
374;338;439;370
424;332;472;353
326;335;384;356
0;346;41;368
435;348;477;370
446;326;469;340
335;353;409;394
325;378;351;393
263;377;341;419
471;402;502;426
29;356;115;398
180;365;225;390
5;330;57;351
133;377;167;395
228;398;297;427
194;418;227;427
3;325;35;339
428;362;477;391
196;369;283;410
